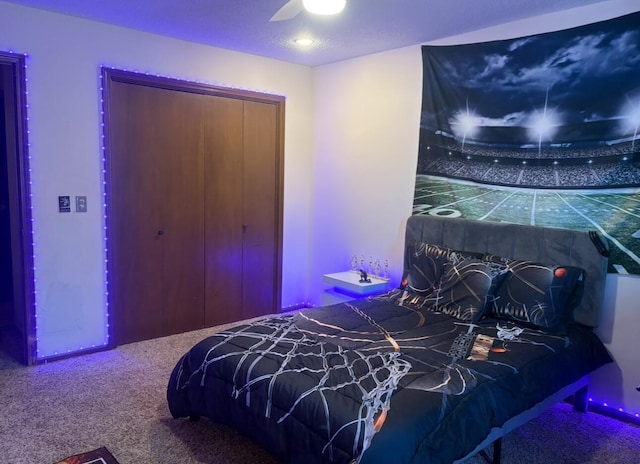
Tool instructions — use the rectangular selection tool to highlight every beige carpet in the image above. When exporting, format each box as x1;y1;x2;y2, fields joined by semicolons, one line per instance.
0;318;638;464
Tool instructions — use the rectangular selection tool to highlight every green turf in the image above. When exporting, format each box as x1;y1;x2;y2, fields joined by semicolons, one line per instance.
412;175;640;274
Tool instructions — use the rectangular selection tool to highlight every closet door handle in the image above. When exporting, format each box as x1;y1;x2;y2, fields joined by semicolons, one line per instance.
156;230;164;237
242;224;248;232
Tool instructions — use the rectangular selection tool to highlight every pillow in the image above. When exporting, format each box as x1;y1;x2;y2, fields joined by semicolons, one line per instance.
402;243;452;295
488;260;584;333
433;258;507;322
402;242;483;296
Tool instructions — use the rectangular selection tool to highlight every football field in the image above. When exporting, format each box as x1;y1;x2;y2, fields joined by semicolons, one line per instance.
413;175;640;274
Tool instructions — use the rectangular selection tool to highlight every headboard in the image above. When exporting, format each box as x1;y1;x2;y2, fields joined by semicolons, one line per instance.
404;215;609;328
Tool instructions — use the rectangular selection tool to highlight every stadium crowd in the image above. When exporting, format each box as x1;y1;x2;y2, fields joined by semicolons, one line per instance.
420;157;640;188
418;137;640;188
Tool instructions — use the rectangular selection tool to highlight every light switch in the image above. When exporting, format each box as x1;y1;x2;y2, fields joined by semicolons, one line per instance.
75;196;87;213
58;196;71;213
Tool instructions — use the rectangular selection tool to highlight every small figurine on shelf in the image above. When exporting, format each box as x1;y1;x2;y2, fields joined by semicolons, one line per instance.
384;259;389;279
350;255;358;271
374;259;381;277
359;269;372;283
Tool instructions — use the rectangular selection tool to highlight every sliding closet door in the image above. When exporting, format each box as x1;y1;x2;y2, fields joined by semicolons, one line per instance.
161;92;205;336
242;100;280;320
203;96;244;326
109;82;164;344
203;98;282;324
108;83;205;345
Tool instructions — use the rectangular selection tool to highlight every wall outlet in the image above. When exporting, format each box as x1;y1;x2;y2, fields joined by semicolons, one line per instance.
75;196;88;213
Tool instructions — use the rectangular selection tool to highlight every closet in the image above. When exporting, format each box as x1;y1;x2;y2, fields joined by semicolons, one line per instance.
104;70;283;346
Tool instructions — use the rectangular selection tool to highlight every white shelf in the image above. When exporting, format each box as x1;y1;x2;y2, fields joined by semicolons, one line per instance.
322;271;389;296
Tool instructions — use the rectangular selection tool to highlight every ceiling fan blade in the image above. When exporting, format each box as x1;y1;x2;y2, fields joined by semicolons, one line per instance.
270;0;304;22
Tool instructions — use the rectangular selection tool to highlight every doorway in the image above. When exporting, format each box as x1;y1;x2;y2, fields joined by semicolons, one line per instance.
0;51;35;366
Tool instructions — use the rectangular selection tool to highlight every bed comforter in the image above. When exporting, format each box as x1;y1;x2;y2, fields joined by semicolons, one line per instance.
167;290;611;464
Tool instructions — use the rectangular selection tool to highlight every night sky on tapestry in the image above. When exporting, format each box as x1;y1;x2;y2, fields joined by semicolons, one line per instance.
414;11;640;275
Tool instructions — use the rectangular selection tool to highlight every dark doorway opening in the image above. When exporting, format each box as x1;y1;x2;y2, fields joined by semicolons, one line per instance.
0;51;35;366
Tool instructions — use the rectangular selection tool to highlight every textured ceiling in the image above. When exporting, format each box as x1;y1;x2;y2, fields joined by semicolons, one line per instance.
5;0;612;66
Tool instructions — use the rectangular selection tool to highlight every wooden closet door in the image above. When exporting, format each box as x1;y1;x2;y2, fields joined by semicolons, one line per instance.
203;96;244;326
108;83;205;345
241;100;280;319
109;82;165;345
106;69;284;345
161;91;205;336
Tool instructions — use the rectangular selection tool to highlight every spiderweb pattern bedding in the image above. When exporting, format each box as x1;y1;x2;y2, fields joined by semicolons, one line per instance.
167;290;611;464
170;311;411;462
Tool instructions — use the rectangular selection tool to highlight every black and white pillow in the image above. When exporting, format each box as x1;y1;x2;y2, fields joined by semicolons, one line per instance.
488;259;584;333
402;243;452;295
402;242;482;296
433;258;507;322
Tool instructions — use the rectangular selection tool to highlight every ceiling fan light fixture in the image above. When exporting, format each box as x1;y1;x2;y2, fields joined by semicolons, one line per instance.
294;37;315;46
302;0;346;16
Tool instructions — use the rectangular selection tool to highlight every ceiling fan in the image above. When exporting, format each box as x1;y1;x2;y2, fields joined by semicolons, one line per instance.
270;0;347;22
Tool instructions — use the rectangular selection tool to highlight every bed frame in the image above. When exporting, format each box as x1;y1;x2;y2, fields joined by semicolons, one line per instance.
167;214;610;464
404;214;609;463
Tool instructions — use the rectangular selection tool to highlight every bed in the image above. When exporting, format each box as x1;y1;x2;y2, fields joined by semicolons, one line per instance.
167;215;612;464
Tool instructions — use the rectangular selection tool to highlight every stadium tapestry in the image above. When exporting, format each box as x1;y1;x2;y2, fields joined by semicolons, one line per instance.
415;11;640;275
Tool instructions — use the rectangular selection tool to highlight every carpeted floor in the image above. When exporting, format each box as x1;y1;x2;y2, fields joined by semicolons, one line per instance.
0;318;638;464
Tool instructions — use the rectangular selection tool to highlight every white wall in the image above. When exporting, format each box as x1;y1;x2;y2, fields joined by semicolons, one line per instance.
594;273;640;418
311;0;640;416
310;45;422;295
0;0;314;357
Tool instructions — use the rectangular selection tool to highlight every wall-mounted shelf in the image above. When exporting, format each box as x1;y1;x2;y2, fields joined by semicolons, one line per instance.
321;271;389;305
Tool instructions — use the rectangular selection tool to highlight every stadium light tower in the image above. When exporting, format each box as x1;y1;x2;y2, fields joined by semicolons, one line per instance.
528;111;559;155
451;98;480;150
622;99;640;151
459;114;478;138
528;90;560;155
532;113;557;139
